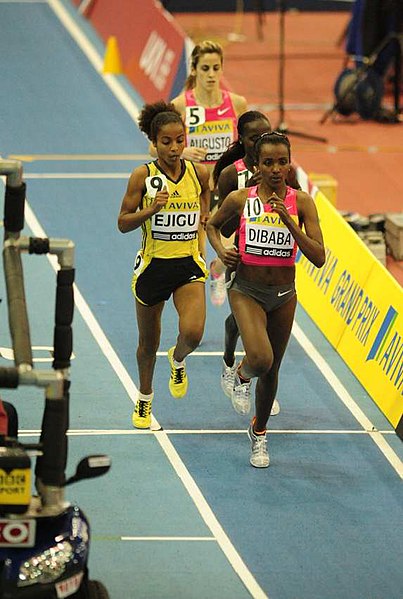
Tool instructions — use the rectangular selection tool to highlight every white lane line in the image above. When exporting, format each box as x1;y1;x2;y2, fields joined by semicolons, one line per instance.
292;322;403;479
121;536;216;542
156;430;268;598
18;429;397;436
35;0;400;587
23;201;145;409
18;2;267;587
0;345;75;362
156;350;245;356
9;154;148;161
24;173;131;179
48;0;141;123
23;199;268;599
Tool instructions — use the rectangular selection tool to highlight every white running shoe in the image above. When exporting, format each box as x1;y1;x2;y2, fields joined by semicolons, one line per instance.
247;421;270;468
231;370;251;415
221;359;237;398
209;271;226;306
271;399;280;416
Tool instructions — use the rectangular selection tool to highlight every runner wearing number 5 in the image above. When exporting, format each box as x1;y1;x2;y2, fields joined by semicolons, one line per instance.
151;41;247;174
150;41;248;305
175;41;247;304
118;101;210;430
173;41;247;168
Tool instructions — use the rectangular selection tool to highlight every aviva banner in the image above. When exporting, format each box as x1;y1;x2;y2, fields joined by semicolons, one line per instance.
295;191;403;438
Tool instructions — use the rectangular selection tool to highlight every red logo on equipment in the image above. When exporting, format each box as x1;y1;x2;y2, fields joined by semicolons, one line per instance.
0;519;36;547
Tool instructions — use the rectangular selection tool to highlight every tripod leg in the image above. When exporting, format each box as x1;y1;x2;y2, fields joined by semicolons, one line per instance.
254;0;265;41
393;39;401;114
276;0;327;143
320;106;335;125
282;128;328;143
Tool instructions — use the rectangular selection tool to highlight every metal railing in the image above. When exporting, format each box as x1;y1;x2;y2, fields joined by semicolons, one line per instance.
0;159;76;513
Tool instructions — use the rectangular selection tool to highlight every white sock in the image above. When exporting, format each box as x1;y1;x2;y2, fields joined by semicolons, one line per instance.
173;357;185;368
138;391;153;402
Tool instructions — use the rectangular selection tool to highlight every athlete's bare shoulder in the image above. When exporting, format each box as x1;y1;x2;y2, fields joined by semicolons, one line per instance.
228;92;248;117
226;187;249;210
220;162;238;177
171;93;186;116
193;161;210;184
218;163;238;191
127;164;148;190
296;189;312;203
217;164;240;207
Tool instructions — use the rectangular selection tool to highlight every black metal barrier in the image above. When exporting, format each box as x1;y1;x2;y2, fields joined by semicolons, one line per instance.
35;381;70;488
0;366;19;388
4;182;25;233
53;268;75;370
1;159;75;507
3;244;33;367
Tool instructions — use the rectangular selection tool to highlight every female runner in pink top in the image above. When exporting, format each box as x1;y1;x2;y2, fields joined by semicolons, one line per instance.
207;132;325;469
170;41;248;304
171;40;247;168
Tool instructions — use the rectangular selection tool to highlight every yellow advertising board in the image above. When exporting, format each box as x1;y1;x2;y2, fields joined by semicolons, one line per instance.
296;191;403;437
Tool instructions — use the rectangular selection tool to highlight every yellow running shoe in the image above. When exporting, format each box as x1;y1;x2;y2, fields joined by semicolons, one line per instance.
168;346;188;398
132;395;153;429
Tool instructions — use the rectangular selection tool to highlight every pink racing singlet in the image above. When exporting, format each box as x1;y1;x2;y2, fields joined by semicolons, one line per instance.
184;89;237;165
238;185;299;267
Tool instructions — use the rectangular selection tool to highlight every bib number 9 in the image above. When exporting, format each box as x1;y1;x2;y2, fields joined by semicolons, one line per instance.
133;251;144;276
145;174;168;198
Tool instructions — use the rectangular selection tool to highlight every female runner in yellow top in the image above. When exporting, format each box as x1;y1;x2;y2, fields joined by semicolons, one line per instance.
118;101;210;429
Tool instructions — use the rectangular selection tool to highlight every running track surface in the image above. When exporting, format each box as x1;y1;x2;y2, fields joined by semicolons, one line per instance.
0;3;402;598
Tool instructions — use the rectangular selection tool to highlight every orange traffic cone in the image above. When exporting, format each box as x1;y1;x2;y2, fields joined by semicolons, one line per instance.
103;36;122;74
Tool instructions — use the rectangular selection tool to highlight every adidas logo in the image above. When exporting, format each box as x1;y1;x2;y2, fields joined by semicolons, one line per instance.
170;190;181;198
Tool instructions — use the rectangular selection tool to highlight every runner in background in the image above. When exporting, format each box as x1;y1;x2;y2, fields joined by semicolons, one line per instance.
151;40;248;305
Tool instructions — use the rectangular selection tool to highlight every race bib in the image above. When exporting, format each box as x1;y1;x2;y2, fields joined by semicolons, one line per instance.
245;218;294;258
237;169;250;189
132;251;144;275
145;174;168;198
243;196;264;219
151;211;200;242
185;106;206;127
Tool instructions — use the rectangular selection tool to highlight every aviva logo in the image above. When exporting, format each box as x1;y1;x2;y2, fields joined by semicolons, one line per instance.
366;305;403;394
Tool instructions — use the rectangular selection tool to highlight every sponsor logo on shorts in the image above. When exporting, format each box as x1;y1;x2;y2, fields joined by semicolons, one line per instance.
278;289;292;297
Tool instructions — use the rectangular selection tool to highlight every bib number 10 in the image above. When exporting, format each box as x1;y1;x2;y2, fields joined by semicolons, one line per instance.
243;197;264;218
